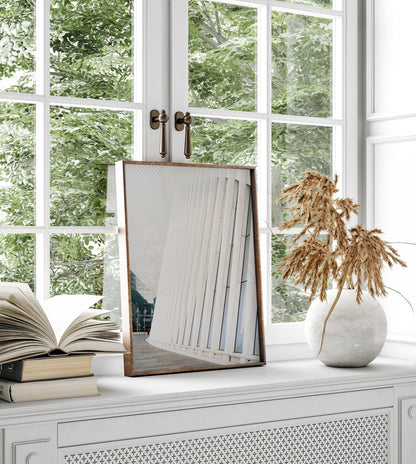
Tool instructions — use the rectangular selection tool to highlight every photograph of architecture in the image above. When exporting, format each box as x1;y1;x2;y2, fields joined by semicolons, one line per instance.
120;163;263;374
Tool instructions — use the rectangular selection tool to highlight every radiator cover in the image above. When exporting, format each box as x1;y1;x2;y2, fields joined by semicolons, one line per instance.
64;412;390;464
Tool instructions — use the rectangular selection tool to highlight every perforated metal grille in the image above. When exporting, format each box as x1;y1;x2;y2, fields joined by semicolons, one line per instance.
64;413;389;464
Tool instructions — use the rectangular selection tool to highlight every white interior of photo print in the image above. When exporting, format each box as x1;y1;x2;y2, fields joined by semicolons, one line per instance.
121;163;262;374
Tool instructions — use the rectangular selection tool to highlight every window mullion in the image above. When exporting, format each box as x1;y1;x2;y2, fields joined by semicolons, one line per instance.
145;0;171;161
258;2;272;328
170;0;189;163
133;110;143;161
133;0;143;161
133;0;143;104
35;0;51;301
36;231;50;302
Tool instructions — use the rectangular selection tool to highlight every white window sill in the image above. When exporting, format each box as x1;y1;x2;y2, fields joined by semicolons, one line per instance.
92;337;416;377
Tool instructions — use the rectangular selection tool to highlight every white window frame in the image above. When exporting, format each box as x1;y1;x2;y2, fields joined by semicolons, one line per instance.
169;0;359;352
0;0;145;302
0;0;359;355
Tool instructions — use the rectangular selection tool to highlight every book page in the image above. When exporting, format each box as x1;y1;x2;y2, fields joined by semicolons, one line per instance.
0;283;56;346
0;302;56;343
59;318;120;348
62;338;126;353
0;283;45;318
0;340;50;364
42;295;103;343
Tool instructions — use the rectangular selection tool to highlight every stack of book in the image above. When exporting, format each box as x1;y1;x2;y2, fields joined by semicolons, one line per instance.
0;282;126;403
0;354;98;402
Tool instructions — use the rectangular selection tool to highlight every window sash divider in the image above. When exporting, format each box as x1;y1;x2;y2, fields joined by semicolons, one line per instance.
261;226;307;235
270;0;343;18
0;226;118;235
0;92;144;111
208;0;342;17
35;0;50;300
190;106;343;127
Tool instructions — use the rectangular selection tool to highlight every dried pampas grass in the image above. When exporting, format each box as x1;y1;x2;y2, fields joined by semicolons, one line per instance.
276;171;406;354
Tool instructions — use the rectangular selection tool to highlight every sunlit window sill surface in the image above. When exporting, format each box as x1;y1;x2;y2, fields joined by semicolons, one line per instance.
1;357;416;420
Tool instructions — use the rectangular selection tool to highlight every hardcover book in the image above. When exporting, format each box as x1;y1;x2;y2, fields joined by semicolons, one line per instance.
0;376;99;402
0;353;94;382
0;282;125;364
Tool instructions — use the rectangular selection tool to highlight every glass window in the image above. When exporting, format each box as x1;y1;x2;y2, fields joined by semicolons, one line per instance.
0;103;35;226
0;1;35;93
50;0;133;101
271;12;333;118
187;0;343;326
189;0;257;112
50;107;133;226
0;0;139;303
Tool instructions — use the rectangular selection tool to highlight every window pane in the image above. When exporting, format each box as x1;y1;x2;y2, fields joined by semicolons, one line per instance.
102;233;121;324
271;233;309;323
0;234;35;290
0;1;35;93
191;117;257;165
50;0;133;101
279;0;341;10
272;11;333;118
271;123;332;227
0;103;35;226
50;233;105;296
50;106;133;226
188;0;257;112
51;233;120;319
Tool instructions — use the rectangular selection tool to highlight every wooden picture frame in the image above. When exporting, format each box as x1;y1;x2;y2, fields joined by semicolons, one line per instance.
116;161;265;376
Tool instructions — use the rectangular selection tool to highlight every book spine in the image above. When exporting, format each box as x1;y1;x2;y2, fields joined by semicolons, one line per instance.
0;381;13;402
0;360;24;382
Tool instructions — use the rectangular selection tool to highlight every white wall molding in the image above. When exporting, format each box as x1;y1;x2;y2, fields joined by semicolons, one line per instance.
366;0;416;121
366;134;416;229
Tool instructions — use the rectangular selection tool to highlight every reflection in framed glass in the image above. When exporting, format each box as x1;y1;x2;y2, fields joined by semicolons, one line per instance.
116;161;265;376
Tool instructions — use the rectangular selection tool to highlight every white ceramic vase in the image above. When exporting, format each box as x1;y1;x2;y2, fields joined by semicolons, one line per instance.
304;288;387;367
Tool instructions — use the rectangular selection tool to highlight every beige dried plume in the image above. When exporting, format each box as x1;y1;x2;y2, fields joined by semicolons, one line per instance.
277;171;406;355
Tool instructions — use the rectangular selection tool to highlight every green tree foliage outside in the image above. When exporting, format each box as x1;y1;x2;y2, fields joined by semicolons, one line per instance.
271;234;310;322
188;0;334;322
49;0;133;101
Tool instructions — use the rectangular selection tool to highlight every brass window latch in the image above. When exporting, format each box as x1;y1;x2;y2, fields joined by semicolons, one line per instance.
175;111;193;159
150;110;193;159
150;109;169;158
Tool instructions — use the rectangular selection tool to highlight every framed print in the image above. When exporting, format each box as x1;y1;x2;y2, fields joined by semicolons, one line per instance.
116;161;265;376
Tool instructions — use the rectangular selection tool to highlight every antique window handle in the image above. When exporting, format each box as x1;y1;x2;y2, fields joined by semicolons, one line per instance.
175;111;193;159
150;109;169;158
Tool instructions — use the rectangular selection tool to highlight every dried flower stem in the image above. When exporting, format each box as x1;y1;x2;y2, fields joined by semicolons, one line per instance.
266;222;288;248
317;286;344;356
384;286;414;312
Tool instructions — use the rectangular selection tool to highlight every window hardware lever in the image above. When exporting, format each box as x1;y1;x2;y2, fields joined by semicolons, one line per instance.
175;111;193;159
150;109;169;158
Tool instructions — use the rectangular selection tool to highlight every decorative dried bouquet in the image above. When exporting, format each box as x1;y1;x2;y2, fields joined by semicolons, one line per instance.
276;171;406;355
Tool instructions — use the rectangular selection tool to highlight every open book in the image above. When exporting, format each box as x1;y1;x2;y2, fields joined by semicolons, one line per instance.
0;282;125;364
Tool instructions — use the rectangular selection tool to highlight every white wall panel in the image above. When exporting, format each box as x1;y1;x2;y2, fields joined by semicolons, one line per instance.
370;0;416;117
367;137;416;338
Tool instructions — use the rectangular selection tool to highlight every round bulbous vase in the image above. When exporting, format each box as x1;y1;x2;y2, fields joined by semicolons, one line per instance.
305;289;387;367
